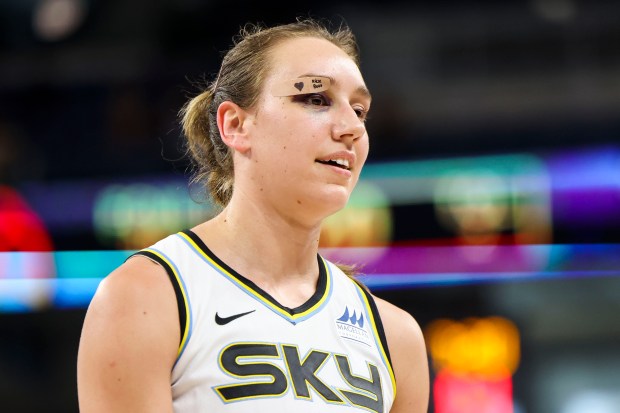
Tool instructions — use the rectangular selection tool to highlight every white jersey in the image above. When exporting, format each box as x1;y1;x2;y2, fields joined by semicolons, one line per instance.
134;230;396;413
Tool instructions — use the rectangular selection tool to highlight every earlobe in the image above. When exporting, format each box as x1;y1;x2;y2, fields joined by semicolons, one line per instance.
216;101;251;153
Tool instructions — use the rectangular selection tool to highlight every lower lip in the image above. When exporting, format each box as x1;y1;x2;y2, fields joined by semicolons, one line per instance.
317;162;352;178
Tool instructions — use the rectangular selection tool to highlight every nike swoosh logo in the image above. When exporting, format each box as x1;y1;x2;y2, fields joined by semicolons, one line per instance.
215;310;256;325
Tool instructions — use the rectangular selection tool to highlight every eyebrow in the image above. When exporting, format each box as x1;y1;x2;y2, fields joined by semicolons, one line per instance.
299;73;372;101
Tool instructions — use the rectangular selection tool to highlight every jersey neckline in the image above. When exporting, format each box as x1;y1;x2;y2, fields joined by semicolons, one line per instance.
178;229;332;324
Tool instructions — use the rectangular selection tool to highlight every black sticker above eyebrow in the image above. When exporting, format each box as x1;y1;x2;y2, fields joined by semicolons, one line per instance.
272;77;331;96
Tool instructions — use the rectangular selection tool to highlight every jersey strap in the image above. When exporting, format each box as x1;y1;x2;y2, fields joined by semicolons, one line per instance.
355;283;397;398
127;249;191;361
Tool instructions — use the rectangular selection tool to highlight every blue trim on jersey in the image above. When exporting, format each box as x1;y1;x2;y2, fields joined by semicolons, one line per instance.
148;246;194;365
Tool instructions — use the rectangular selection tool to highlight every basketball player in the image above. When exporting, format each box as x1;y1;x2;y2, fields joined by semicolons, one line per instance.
77;18;429;413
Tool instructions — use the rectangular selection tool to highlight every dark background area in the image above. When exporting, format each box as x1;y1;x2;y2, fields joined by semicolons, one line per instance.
1;0;620;412
2;0;619;186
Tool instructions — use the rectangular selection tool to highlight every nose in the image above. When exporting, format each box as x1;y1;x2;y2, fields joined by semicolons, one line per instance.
332;106;366;145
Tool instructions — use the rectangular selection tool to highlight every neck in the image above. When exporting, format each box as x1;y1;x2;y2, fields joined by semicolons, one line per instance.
193;194;324;307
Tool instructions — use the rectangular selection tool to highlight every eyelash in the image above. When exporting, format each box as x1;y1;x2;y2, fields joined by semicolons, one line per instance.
295;93;370;122
354;107;370;122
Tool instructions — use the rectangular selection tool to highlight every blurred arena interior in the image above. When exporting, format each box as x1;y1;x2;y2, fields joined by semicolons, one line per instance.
1;0;620;412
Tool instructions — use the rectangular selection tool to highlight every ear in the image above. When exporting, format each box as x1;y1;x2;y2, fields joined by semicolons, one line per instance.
216;101;252;153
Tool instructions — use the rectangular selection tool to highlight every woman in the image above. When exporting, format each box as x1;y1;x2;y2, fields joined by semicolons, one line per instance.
77;18;429;413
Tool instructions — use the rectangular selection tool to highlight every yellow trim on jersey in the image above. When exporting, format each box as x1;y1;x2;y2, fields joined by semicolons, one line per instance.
355;283;397;400
178;231;331;322
143;247;191;357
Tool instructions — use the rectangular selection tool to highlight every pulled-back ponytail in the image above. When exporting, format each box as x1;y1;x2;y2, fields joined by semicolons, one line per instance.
180;87;233;207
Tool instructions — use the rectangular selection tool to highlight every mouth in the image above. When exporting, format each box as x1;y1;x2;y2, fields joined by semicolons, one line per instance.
315;158;351;170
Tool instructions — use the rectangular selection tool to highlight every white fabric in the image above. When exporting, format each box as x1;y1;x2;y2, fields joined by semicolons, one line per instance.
141;231;395;413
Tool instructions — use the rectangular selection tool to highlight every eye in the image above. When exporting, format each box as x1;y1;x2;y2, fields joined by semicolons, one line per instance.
295;93;331;107
353;105;369;122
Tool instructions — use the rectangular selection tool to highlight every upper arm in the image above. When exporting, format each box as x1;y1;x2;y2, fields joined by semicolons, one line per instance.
375;296;430;413
77;255;180;413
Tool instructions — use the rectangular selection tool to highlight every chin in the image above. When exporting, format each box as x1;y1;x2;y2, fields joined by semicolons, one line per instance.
315;189;351;217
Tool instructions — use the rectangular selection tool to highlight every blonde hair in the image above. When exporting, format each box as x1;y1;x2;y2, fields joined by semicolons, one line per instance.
179;17;360;207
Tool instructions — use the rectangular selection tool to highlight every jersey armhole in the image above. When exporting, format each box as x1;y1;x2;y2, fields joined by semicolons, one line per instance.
127;250;188;352
358;285;394;373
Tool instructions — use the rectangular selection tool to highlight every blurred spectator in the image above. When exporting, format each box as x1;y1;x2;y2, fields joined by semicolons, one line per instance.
0;119;53;251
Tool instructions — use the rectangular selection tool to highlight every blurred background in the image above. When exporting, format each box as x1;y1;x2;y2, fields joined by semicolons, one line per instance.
1;0;620;412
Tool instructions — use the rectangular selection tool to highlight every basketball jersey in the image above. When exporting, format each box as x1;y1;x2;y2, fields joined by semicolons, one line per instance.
133;230;396;413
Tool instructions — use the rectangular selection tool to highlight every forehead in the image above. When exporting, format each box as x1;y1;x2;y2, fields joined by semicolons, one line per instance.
264;37;365;91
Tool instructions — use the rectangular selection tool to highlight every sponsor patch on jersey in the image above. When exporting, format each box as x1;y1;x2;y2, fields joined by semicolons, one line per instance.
335;306;372;347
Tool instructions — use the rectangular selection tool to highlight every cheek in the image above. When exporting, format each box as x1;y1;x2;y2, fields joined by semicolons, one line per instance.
358;135;370;164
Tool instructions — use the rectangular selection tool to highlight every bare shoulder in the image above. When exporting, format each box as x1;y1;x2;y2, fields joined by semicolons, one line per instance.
89;255;176;314
83;255;180;341
373;295;426;373
374;295;424;341
373;295;430;413
77;255;178;413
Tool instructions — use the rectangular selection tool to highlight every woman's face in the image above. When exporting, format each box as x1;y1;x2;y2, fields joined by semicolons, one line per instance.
240;36;371;224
